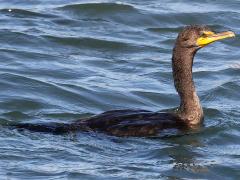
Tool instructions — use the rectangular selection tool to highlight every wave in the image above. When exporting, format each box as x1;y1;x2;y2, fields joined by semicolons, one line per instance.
56;2;156;27
42;34;139;52
58;2;137;14
202;81;240;103
0;8;56;18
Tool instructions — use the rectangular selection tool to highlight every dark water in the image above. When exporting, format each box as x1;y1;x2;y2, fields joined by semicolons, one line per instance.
0;0;239;179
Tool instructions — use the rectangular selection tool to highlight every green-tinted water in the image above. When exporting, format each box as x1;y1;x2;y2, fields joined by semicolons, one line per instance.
0;0;239;179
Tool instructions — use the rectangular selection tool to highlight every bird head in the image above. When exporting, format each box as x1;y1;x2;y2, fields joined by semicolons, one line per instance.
176;25;235;50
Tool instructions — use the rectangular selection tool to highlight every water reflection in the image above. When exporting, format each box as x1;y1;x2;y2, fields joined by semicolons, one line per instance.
163;132;210;178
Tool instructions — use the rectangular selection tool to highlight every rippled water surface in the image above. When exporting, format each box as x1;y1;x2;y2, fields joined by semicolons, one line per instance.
0;0;239;179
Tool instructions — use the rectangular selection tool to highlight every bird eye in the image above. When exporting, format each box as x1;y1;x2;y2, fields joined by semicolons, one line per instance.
183;37;189;41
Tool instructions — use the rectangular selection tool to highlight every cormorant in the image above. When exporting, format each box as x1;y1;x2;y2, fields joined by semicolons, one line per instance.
15;25;235;136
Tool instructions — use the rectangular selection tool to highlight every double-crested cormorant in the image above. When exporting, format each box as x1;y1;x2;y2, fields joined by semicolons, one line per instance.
15;25;235;136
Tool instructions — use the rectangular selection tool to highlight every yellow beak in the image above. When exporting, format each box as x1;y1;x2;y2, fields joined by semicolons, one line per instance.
197;31;235;47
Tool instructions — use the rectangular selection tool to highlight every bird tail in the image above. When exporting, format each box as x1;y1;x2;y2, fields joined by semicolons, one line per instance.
10;122;78;134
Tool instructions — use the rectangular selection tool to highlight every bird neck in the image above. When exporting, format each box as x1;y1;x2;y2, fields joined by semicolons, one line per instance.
172;46;203;125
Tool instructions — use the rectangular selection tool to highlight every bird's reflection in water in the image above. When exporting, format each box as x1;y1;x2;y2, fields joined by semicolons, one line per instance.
162;132;212;178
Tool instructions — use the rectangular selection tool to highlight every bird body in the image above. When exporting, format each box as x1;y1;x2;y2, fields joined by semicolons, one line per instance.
14;25;235;137
17;109;185;136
